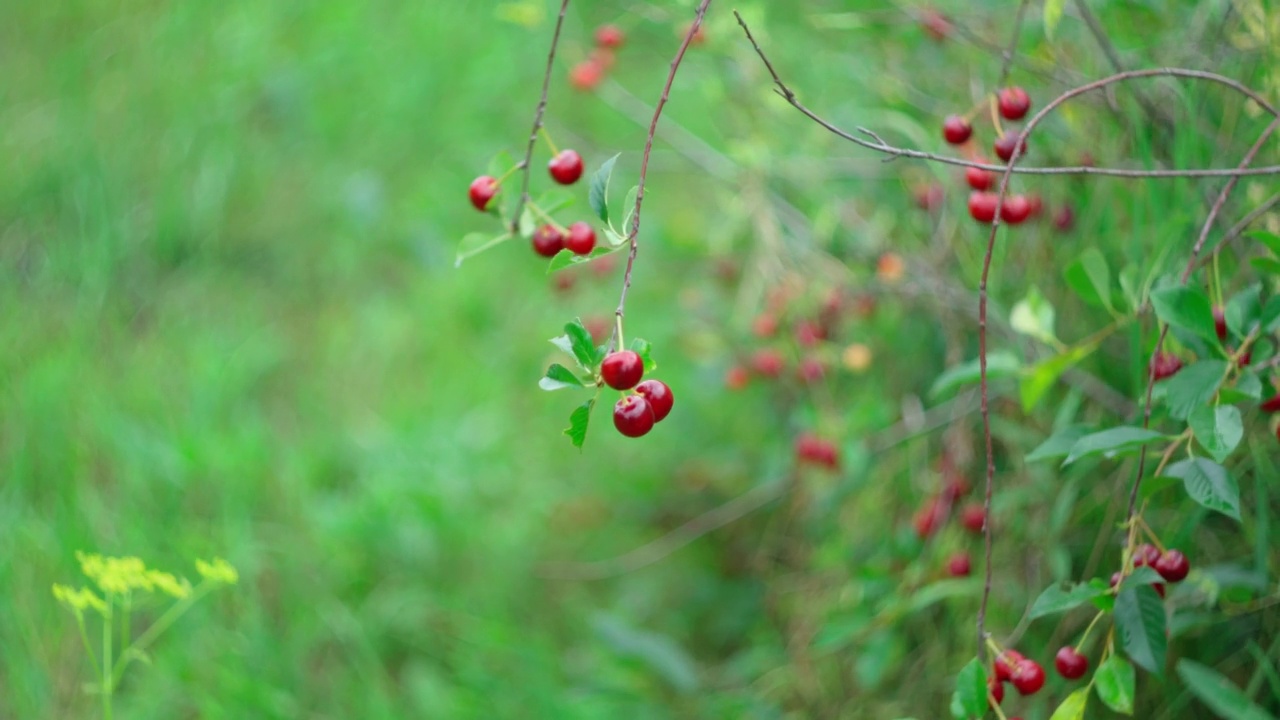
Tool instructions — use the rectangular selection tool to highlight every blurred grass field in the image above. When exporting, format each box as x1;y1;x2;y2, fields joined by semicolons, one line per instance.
3;0;1278;718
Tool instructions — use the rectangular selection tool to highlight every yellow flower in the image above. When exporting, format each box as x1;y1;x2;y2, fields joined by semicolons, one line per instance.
195;557;239;585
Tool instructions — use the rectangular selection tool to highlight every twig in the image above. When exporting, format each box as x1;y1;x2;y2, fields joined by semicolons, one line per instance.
613;0;714;332
509;0;572;235
996;0;1032;88
1200;191;1280;268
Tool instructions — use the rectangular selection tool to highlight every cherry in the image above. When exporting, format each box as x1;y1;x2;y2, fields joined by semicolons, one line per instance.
613;395;655;437
912;497;946;539
921;9;953;42
549;149;584;185
725;364;750;390
946;552;972;577
997;87;1031;120
965;166;995;191
1154;549;1190;582
960;503;986;534
469;176;499;211
915;184;945;212
569;61;604;91
1010;659;1046;696
635;380;674;422
751;349;785;378
565;222;596;255
1000;195;1032;224
995;650;1025;682
1213;307;1228;342
942;475;971;500
595;24;625;48
1109;571;1123;588
1261;393;1280;413
1150;352;1183;381
877;252;906;282
601;350;644;390
988;676;1005;705
1055;646;1088;679
1133;543;1161;568
553;273;576;294
753;314;778;338
532;224;565;257
1026;194;1044;218
795;320;825;346
797;357;826;383
1053;204;1075;232
968;192;999;223
943;115;973;145
994;131;1028;162
795;434;840;470
584;316;610;343
1153;582;1167;598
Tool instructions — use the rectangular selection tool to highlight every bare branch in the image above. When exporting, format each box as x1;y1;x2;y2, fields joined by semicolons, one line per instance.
509;0;572;235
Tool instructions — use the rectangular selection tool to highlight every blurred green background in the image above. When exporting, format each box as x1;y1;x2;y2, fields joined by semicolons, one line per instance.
3;0;1278;718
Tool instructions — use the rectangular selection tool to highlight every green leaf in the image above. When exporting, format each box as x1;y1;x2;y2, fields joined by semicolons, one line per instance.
1123;566;1166;588
1224;284;1261;339
1049;687;1090;720
1262;296;1280;333
1043;0;1065;39
1064;248;1114;312
1010;286;1059;345
1020;343;1097;411
1029;579;1110;619
565;318;605;370
1164;458;1241;521
1248;229;1280;256
1095;654;1136;715
486;150;516;179
1188;405;1243;463
455;231;513;267
1176;659;1278;720
950;657;987;720
630;338;656;373
1220;371;1263;403
591;613;698;692
563;398;595;449
547;244;625;273
537;187;576;216
1063;427;1166;466
1026;425;1092;462
1151;285;1218;343
616;185;639;238
1114;584;1167;675
589;153;621;224
929;352;1022;398
1164;360;1228;420
1249;256;1280;276
539;363;585;391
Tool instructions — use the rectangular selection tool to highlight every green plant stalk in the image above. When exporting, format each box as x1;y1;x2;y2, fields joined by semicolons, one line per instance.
102;597;113;720
111;582;214;687
75;614;102;680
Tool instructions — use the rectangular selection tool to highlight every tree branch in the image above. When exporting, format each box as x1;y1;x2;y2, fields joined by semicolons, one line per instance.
509;0;572;235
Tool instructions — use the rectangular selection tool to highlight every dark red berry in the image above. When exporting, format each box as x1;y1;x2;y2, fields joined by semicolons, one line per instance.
565;222;596;255
601;350;644;390
795;320;825;346
1110;571;1123;588
795;434;840;470
1213;307;1228;342
965;166;994;191
994;131;1028;162
613;395;655;437
634;380;673;422
1134;543;1161;568
968;192;999;223
469;176;499;211
1152;582;1166;598
595;24;625;48
532;224;565;257
1053;204;1075;232
1001;195;1032;224
946;552;971;577
1010;659;1046;696
912;497;946;539
943;115;973;145
988;676;1005;705
569;60;604;91
549;149;585;185
960;503;986;534
797;357;826;383
995;650;1024;683
1026;194;1044;218
1151;352;1183;381
997;87;1031;120
1055;647;1088;680
751;349;785;378
1261;393;1280;413
1154;549;1190;582
942;475;971;500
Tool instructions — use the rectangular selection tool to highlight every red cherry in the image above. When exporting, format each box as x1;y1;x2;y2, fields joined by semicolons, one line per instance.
946;552;971;577
988;676;1005;705
1213;307;1228;342
1133;543;1161;568
942;475;971;500
613;395;656;437
1026;194;1044;218
1153;582;1167;598
997;87;1031;120
965;166;995;191
532;224;565;257
565;222;596;255
1261;393;1280;412
960;503;986;534
795;434;840;470
797;357;826;383
601;350;644;390
994;131;1028;162
751;349;785;378
634;380;674;422
1053;204;1075;232
1010;659;1046;696
595;24;625;48
569;61;604;91
943;115;973;145
1154;549;1190;582
725;364;749;390
968;192;999;223
1000;195;1032;224
995;650;1024;682
795;320;825;346
915;183;945;212
912;497;947;539
1054;646;1089;679
753;314;778;338
549;149;584;185
469;176;499;211
1150;352;1183;381
921;9;953;41
1109;571;1123;588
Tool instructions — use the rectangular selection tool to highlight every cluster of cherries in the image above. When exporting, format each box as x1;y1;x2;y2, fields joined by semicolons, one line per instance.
468;148;599;259
601;350;674;438
569;24;626;92
1112;542;1192;597
909;454;986;579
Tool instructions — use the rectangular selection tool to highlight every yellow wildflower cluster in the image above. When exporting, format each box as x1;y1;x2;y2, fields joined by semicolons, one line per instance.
75;552;192;598
51;584;107;617
195;557;239;585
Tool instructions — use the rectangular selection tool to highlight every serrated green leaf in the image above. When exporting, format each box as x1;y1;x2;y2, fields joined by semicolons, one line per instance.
929;352;1022;398
951;658;987;720
1049;687;1090;720
1188;405;1243;463
1248;229;1280;256
1164;360;1228;420
1224;284;1261;339
1262;296;1280;332
1152;285;1218;343
1026;425;1092;462
565;318;605;370
1095;654;1136;715
1115;584;1167;675
618;185;639;236
589;153;621;224
1010;286;1059;345
1029;579;1110;619
1063;427;1166;466
1164;458;1241;521
630;338;656;373
1020;342;1096;411
1064;248;1114;312
547;244;626;273
1043;0;1065;38
455;231;514;267
540;363;585;391
1124;566;1165;587
1176;659;1278;720
1220;371;1263;403
1249;256;1280;275
563;398;595;449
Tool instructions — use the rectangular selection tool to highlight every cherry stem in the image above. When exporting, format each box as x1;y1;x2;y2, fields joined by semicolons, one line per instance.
510;0;571;236
526;201;565;233
539;126;561;158
493;163;523;186
615;314;625;350
1074;611;1107;652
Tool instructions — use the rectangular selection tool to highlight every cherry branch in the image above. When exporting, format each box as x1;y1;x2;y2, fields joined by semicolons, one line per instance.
509;0;572;235
995;0;1031;88
613;0;713;329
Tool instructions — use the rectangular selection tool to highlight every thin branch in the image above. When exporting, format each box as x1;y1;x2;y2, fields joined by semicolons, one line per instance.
509;0;572;235
613;0;714;329
1200;191;1280;268
996;0;1032;88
